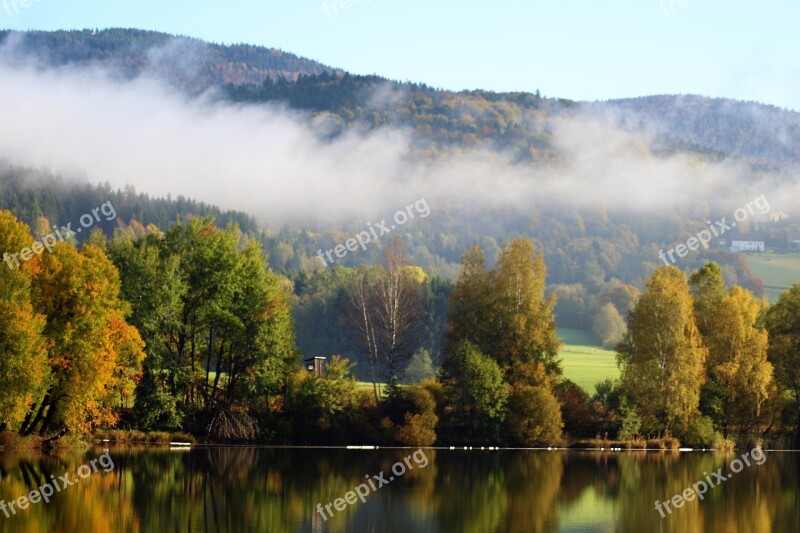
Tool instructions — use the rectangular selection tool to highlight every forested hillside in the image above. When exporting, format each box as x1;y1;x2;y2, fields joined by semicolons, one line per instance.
0;162;768;376
0;164;261;238
226;72;563;160
604;96;800;170
5;29;800;167
0;28;338;91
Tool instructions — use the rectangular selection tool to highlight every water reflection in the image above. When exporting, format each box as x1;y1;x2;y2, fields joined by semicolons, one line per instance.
0;446;797;532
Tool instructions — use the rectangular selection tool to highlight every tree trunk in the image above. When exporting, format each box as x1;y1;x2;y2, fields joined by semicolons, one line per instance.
38;402;59;437
20;396;49;436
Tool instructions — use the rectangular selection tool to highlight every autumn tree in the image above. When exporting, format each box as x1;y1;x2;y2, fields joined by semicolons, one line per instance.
383;385;438;446
764;284;800;445
592;303;626;349
0;211;49;432
22;241;145;438
444;245;493;356
493;239;560;374
504;385;563;446
373;241;423;385
346;265;383;402
689;262;727;335
445;238;560;379
617;266;707;436
554;380;595;438
690;263;773;436
597;281;640;317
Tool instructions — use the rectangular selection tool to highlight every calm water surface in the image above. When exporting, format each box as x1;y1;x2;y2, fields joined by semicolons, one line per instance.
0;446;797;532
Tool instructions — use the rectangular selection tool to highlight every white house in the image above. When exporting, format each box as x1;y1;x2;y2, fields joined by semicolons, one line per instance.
729;232;766;252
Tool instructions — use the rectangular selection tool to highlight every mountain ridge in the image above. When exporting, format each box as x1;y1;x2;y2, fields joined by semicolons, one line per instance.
2;28;797;168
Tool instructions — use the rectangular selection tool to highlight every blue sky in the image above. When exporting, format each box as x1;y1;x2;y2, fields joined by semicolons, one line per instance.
2;0;798;109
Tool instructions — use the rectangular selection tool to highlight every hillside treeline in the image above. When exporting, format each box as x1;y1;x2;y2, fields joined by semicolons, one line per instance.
1;209;798;448
0;165;768;340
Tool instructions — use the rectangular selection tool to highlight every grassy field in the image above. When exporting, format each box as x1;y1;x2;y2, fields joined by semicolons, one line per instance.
357;381;381;392
745;252;800;303
353;328;620;396
558;328;619;394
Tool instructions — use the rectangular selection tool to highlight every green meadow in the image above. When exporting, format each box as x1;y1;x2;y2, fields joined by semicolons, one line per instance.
356;327;619;396
745;252;800;302
557;328;619;394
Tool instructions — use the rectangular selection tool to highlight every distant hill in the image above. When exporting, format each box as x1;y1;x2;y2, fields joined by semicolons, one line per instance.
602;95;800;171
3;29;799;169
0;28;339;91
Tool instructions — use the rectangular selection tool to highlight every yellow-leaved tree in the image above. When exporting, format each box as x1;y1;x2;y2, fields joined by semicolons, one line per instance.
0;211;49;431
617;266;707;437
13;230;146;439
690;263;773;437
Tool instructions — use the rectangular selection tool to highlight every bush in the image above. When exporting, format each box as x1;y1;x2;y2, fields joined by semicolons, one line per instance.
713;433;736;452
93;429;198;444
384;385;438;446
625;438;647;450
169;432;197;444
660;437;681;450
396;412;438;446
442;341;509;443
148;431;173;444
617;403;642;441
555;380;598;438
0;431;42;449
685;416;717;447
504;386;563;447
290;357;362;444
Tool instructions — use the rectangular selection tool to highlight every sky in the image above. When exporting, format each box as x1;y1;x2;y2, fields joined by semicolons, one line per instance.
1;0;798;110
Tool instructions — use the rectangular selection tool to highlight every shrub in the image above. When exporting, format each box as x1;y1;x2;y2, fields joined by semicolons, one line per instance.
396;412;438;447
685;416;717;447
0;431;42;449
713;433;736;452
384;385;438;446
555;379;597;438
617;403;642;441
441;341;509;443
504;386;563;447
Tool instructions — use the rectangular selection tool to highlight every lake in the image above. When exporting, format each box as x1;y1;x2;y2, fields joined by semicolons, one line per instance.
0;446;797;532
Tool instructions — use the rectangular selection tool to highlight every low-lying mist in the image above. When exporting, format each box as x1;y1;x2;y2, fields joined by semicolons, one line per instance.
0;37;795;230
